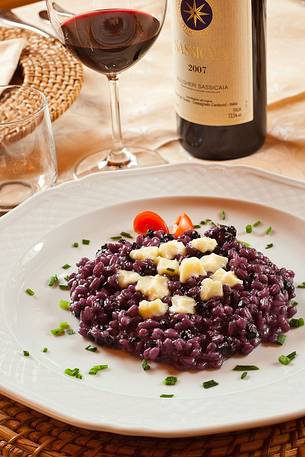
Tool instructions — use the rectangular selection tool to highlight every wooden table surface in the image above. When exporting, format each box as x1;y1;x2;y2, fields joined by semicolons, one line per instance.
8;0;305;184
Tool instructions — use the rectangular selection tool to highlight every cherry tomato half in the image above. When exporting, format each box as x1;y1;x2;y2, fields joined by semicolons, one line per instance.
133;211;169;234
174;212;194;238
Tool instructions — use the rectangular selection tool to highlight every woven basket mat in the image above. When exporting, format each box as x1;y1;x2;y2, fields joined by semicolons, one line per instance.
0;27;83;125
0;394;304;457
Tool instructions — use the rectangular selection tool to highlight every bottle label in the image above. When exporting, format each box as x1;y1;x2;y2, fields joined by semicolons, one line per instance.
173;0;254;126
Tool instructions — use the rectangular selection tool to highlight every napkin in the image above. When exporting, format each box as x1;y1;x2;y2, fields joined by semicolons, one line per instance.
0;38;27;86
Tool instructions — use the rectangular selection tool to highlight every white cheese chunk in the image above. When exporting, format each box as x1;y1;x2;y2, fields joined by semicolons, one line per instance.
135;275;169;300
117;270;140;288
158;240;186;259
200;278;223;301
130;246;159;263
190;236;217;253
200;253;228;273
211;268;243;287
169;295;196;314
179;257;206;283
157;258;179;276
139;299;168;319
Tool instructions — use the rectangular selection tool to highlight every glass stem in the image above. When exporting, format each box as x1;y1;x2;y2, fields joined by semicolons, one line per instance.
107;74;130;166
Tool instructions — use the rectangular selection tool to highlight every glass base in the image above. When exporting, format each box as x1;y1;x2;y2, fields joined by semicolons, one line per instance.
74;146;166;178
0;181;33;212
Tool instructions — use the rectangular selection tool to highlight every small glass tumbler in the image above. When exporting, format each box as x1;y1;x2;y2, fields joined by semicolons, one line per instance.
0;85;57;212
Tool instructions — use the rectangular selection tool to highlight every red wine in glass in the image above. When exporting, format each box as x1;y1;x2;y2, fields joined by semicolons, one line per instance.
61;10;161;74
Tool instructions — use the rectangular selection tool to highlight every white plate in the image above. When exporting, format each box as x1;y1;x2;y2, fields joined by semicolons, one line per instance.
1;163;305;437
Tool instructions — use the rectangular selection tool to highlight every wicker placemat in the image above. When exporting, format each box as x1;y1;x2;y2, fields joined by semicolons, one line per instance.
0;393;304;457
0;27;83;124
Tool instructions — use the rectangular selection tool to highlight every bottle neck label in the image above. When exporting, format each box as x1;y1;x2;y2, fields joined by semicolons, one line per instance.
172;0;254;126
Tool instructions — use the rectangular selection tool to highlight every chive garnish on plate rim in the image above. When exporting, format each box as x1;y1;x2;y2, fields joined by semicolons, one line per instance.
245;224;253;234
72;242;79;248
59;284;69;291
89;364;108;375
82;239;90;245
253;220;262;227
23;350;30;357
142;359;150;371
241;372;247;380
297;282;305;289
276;334;286;345
59;299;70;311
42;347;48;353
164;376;177;386
65;367;83;379
233;365;259;371
120;231;133;239
160;394;174;398
193;224;201;229
220;210;226;220
48;275;59;287
279;351;297;366
110;236;122;241
62;264;71;270
265;243;274;249
289;317;304;328
25;288;35;296
265;226;273;235
202;380;218;389
85;344;98;352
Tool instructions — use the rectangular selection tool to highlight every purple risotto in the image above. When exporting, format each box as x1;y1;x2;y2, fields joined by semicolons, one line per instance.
68;225;296;370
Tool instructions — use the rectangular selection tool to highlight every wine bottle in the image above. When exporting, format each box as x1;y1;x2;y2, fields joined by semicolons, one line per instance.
172;0;267;160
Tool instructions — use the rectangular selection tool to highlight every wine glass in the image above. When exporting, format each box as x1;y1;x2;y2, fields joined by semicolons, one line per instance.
46;0;167;176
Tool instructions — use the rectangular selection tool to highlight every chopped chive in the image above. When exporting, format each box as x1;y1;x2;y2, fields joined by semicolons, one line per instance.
42;347;48;353
166;267;176;273
265;243;274;249
59;284;69;291
287;351;297;360
64;275;70;282
142;359;151;371
297;282;305;289
202;380;218;389
62;264;71;270
48;275;59;287
89;364;108;375
164;376;177;386
289;317;304;328
82;239;90;245
265;226;273;235
193;224;201;229
241;372;247;380
64;367;83;379
276;334;286;346
85;344;98;352
25;288;35;296
59;322;70;330
160;394;174;398
238;240;252;248
59;299;70;311
120;231;133;239
51;328;65;336
253;220;262;227
66;328;75;335
220;210;226;220
23;350;30;357
290;300;298;307
245;224;253;234
72;242;79;248
110;236;122;241
278;351;297;366
233;365;259;371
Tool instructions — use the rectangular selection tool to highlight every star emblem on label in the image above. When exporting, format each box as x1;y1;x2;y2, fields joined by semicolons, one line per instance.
180;0;213;31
